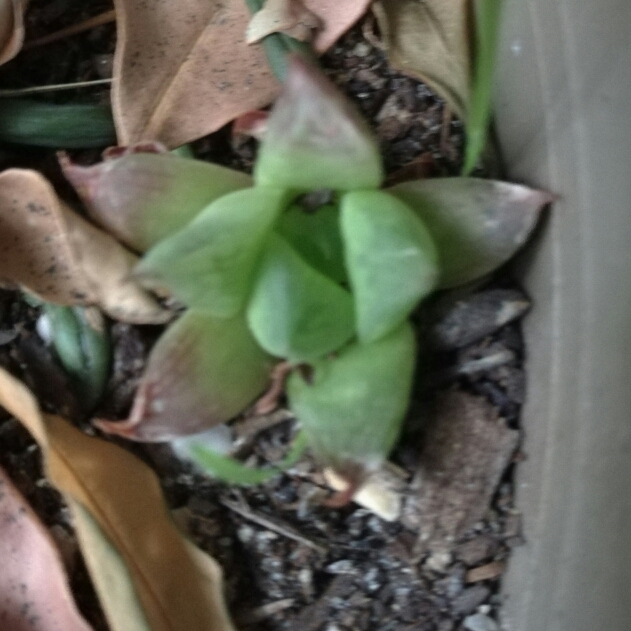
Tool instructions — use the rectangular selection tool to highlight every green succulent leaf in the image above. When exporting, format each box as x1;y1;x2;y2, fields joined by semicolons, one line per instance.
95;310;274;441
287;322;416;470
387;178;554;288
463;0;504;175
62;152;252;252
44;304;110;410
246;234;355;362
182;430;307;485
340;190;438;343
276;203;347;283
135;187;291;317
254;55;384;192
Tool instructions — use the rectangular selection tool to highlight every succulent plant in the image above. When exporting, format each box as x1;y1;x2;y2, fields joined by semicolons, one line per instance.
64;55;550;485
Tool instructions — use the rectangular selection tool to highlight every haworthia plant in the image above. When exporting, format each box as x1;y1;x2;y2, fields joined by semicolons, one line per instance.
64;55;550;484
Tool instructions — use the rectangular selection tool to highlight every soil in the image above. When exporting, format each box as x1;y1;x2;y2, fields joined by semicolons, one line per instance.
0;3;527;631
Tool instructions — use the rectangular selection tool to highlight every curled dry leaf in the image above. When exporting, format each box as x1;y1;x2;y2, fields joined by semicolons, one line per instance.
373;0;471;121
387;177;554;288
0;368;237;631
0;169;169;324
0;466;94;631
247;0;322;44
112;0;372;147
254;55;384;191
0;0;27;65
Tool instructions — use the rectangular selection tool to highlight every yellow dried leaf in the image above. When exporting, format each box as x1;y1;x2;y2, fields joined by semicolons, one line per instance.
0;169;169;324
247;0;322;44
373;0;471;121
0;367;237;631
0;0;27;65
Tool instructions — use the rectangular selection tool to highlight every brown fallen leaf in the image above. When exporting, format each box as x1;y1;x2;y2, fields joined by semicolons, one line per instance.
247;0;322;44
401;390;519;557
0;169;169;324
0;0;27;65
0;465;94;631
305;0;372;52
373;0;471;121
112;0;371;147
0;367;237;631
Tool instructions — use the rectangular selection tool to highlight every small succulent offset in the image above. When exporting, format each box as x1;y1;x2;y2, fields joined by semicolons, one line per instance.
64;56;550;485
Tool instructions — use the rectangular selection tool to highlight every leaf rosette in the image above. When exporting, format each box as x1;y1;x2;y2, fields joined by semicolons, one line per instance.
58;55;550;483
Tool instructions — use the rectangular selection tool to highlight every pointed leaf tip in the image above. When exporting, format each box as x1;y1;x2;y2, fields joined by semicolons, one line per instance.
287;322;416;471
97;311;274;441
136;187;290;316
255;54;384;191
341;190;439;342
61;151;252;253
387;178;553;288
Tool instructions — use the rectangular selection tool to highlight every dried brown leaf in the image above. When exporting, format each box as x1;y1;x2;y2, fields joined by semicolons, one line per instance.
247;0;322;44
0;368;237;631
0;465;94;631
112;0;278;148
0;169;169;324
112;0;372;147
0;0;27;65
306;0;373;52
373;0;471;121
401;390;519;556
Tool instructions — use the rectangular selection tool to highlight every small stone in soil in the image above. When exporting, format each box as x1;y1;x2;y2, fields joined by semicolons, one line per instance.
463;613;500;631
428;289;531;351
452;585;492;615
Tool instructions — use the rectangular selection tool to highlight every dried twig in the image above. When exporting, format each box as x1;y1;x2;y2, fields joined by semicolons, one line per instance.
24;10;116;49
220;494;327;554
0;79;112;98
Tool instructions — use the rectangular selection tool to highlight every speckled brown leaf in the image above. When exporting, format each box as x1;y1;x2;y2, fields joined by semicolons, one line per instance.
401;390;519;557
0;169;168;323
0;0;27;65
0;466;94;631
111;0;372;147
373;0;471;121
0;368;237;631
305;0;372;52
247;0;321;44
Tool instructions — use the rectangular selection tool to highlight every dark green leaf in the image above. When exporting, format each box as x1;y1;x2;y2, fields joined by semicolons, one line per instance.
463;0;503;174
276;203;347;283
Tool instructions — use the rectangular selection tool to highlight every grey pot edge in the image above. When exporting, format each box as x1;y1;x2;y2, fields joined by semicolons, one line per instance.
495;1;631;630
